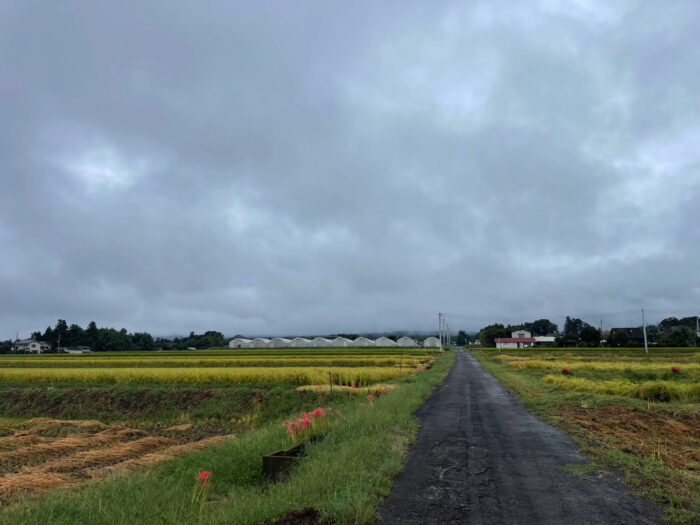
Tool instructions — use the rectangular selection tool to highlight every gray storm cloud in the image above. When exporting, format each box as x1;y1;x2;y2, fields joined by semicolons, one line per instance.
1;1;699;338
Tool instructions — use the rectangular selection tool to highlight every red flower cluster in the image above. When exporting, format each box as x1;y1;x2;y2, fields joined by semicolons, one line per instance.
561;367;570;375
283;407;326;436
99;397;105;401
671;366;681;373
197;471;212;481
252;397;264;404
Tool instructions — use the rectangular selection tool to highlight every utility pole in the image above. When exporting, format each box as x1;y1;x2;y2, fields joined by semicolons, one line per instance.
600;320;603;347
641;308;649;357
438;313;443;352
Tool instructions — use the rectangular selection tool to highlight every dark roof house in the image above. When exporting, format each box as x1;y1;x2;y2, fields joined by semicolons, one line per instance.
609;327;645;342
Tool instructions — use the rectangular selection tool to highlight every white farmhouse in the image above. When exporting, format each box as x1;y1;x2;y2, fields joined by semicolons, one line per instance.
14;338;51;353
495;330;536;349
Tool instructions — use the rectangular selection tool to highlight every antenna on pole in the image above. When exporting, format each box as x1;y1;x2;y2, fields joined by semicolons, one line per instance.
641;308;649;357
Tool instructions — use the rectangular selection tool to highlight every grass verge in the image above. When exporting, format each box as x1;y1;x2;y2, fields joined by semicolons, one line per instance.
0;352;455;524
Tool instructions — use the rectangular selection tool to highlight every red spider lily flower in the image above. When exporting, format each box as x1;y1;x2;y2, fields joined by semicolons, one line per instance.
300;412;307;418
283;420;290;426
561;367;570;375
99;397;105;401
201;482;209;488
671;366;681;373
325;391;330;396
367;394;374;401
197;471;212;481
335;410;340;414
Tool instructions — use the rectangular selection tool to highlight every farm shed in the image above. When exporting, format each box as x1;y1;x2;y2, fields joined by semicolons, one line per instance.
311;337;332;347
375;337;398;347
250;338;271;348
270;338;292;348
397;337;418;347
423;336;440;347
229;338;252;349
352;337;375;347
290;337;312;347
330;337;353;347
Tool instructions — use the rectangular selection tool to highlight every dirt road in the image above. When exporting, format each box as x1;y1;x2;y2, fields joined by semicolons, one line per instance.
377;349;659;525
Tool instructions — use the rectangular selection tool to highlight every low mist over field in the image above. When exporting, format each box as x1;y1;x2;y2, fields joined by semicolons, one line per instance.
2;1;699;337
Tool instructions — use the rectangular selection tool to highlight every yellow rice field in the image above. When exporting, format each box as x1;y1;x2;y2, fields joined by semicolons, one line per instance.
0;366;411;386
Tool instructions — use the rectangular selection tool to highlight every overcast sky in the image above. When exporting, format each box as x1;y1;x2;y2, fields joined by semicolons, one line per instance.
2;1;699;338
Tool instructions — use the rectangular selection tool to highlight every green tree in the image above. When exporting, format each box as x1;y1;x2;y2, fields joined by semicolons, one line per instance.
609;329;629;347
478;324;508;347
580;325;601;347
525;319;558;336
661;326;694;347
564;317;584;339
455;330;468;346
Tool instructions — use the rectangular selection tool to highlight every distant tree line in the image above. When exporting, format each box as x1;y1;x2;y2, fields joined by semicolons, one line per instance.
474;315;698;348
155;331;225;350
0;320;226;353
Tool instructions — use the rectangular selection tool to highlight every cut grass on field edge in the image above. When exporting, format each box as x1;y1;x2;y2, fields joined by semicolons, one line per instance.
0;352;455;525
470;349;699;525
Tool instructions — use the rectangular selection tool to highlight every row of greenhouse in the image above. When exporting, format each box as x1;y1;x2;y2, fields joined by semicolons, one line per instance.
228;336;441;349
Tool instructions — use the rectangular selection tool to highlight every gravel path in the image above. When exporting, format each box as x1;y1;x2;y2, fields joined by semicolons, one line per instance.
377;349;660;525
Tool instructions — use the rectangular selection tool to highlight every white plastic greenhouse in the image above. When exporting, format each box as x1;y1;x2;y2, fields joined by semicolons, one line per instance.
423;336;440;347
250;338;271;348
375;337;398;347
397;336;418;347
352;337;375;347
229;338;252;349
